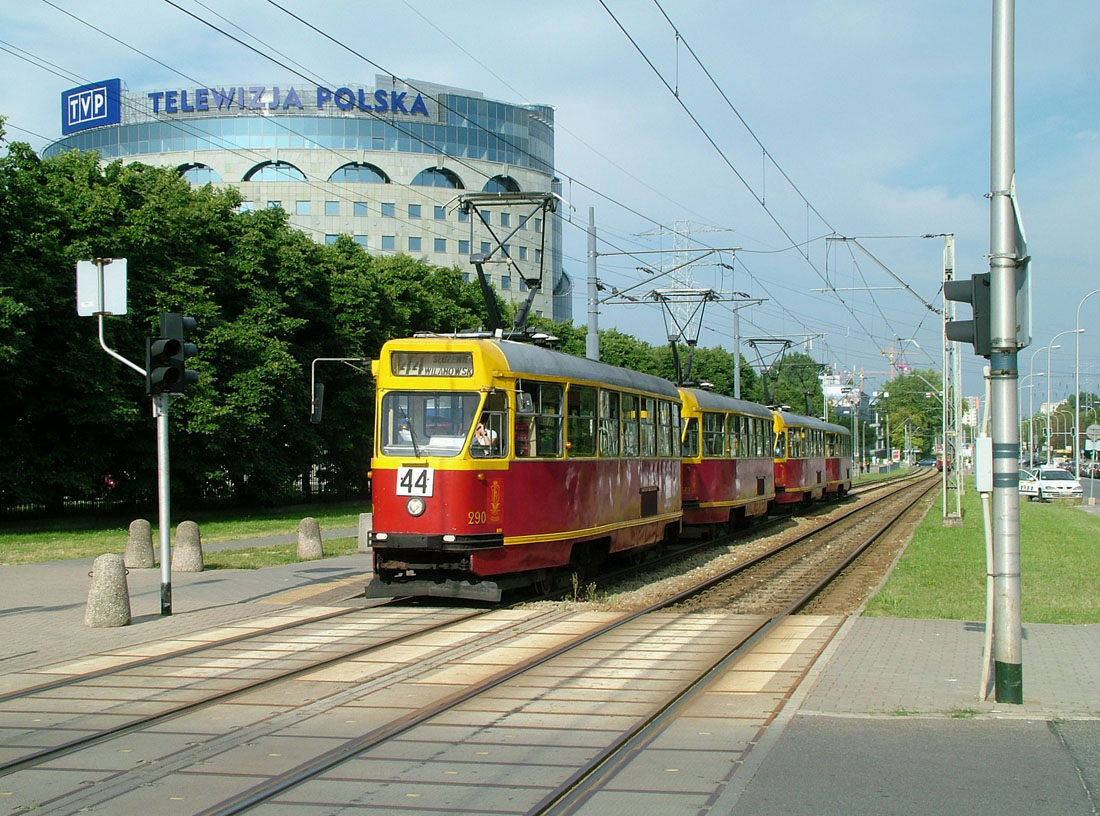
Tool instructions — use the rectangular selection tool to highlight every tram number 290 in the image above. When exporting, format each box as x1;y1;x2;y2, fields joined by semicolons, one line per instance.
396;466;434;497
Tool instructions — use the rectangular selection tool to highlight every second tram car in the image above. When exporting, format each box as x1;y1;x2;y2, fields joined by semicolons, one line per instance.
365;334;683;601
679;388;775;531
771;411;852;504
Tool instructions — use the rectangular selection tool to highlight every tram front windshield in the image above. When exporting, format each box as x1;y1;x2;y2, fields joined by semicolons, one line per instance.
380;392;480;457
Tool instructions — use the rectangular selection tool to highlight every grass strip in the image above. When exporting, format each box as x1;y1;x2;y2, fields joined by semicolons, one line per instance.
0;507;366;566
866;483;1100;624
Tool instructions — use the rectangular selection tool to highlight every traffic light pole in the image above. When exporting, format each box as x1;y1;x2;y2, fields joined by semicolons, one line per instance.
154;393;173;616
989;0;1022;704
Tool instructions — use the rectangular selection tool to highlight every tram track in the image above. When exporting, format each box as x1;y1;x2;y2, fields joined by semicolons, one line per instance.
0;603;491;777
0;473;936;814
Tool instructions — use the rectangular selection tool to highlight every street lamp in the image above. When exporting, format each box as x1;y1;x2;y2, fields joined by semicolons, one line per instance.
1075;290;1100;477
1029;345;1055;467
1047;329;1085;464
1019;372;1044;464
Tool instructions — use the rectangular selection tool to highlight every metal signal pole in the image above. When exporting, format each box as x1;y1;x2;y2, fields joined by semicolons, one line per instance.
989;0;1023;704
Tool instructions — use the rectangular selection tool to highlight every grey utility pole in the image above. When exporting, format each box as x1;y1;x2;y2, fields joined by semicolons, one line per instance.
583;209;743;362
989;0;1023;704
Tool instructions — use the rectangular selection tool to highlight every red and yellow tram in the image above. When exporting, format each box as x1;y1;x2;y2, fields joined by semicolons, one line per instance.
679;388;775;530
366;334;683;601
771;411;852;504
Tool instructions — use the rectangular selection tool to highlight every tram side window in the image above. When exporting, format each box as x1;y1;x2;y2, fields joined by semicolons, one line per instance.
598;389;621;456
702;412;725;458
774;429;788;459
470;391;508;459
640;397;657;456
671;403;681;457
657;400;673;457
567;385;597;457
729;415;743;458
530;382;563;459
621;394;640;457
681;415;700;458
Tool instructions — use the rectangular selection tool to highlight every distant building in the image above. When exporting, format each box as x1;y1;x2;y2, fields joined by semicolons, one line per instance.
962;395;980;428
44;76;572;322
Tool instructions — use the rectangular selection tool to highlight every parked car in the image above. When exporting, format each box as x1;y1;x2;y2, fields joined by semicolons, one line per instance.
916;458;936;467
1030;465;1084;501
1018;469;1039;501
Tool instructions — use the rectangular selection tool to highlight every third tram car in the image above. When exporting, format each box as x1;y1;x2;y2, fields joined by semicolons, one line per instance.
771;410;852;504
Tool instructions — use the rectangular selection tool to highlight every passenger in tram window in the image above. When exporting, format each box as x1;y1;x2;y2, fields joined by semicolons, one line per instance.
471;415;498;457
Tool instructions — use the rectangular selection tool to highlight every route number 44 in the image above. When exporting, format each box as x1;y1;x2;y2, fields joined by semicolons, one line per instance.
396;466;434;497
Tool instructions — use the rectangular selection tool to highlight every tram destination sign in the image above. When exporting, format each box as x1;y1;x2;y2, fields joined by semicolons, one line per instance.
391;351;474;378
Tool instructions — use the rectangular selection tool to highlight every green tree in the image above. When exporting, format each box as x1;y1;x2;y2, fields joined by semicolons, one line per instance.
877;369;942;456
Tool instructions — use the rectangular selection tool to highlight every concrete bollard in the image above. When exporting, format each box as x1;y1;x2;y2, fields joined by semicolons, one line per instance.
297;517;323;560
123;519;155;568
173;520;204;572
84;553;131;627
357;512;373;553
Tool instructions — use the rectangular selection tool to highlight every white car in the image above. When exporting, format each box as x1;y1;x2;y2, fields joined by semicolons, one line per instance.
1018;469;1040;500
1031;466;1084;501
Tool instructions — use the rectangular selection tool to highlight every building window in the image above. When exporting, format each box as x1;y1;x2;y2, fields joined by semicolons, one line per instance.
353;201;368;217
534;218;542;233
519;278;528;292
480;211;491;226
408;236;422;251
500;212;510;227
267;200;282;209
381;202;395;217
434;205;446;220
408;203;421;218
480;242;491;255
483;174;520;193
458;210;469;223
520;216;528;230
325;234;338;245
240;201;255;212
353;235;367;247
245;161;305;182
503;244;511;257
296;200;311;215
325;200;339;216
434;238;447;253
519;246;528;260
535;249;542;263
458;239;470;254
501;274;511;290
381;235;396;251
410;167;464;188
179;163;221;184
328;162;388;183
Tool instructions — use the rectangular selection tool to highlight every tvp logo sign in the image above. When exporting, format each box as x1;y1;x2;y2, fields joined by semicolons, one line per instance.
62;79;122;135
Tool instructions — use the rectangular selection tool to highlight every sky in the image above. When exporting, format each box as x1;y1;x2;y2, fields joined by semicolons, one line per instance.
3;0;1099;407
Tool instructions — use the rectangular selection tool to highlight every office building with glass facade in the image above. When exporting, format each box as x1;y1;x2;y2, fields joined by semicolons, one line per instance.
45;75;571;322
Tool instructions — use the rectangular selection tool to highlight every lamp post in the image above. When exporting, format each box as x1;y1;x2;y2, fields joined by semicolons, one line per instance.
1075;290;1100;477
1019;372;1044;464
1029;345;1054;467
1047;329;1084;464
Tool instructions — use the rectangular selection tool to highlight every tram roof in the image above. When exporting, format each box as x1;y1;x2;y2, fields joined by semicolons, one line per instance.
774;410;851;436
494;340;681;399
680;388;774;419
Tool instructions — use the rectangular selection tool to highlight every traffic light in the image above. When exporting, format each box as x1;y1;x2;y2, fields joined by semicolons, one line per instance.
145;313;197;395
944;273;991;358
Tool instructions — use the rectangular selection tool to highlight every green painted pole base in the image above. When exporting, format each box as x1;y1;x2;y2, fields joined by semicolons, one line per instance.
994;660;1023;704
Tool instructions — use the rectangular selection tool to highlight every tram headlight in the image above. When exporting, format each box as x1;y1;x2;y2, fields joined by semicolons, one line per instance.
406;496;426;517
